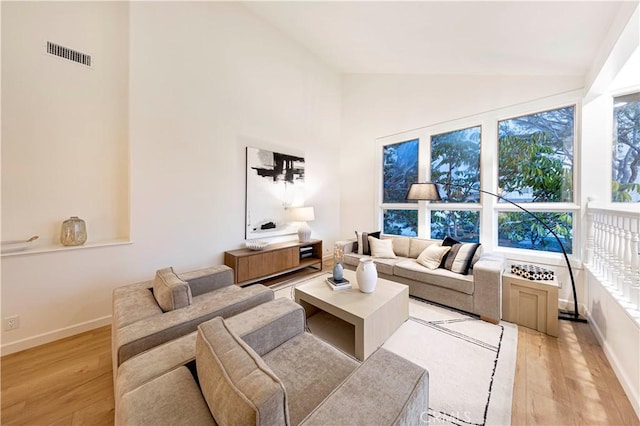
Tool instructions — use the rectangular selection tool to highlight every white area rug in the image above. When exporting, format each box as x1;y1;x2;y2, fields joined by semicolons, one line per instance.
273;276;517;426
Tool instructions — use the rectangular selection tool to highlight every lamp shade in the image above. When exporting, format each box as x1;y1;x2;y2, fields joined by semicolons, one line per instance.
288;206;315;222
406;183;442;201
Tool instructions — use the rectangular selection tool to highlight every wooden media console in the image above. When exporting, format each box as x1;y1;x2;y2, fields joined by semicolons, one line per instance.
224;239;323;286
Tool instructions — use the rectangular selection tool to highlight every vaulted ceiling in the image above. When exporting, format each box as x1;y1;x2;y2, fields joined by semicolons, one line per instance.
244;1;630;76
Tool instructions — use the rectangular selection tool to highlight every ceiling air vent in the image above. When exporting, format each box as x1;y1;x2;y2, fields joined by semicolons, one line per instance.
46;41;92;67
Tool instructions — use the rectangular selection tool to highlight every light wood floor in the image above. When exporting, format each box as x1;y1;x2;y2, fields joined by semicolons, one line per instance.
1;326;114;425
512;320;639;426
2;282;638;425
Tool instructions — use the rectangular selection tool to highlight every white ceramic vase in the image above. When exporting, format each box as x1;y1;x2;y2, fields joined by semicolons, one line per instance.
356;258;377;293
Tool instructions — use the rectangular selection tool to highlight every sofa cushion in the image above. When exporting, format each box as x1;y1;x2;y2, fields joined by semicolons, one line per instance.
343;252;364;268
300;348;428;426
344;253;404;276
355;231;380;255
382;235;411;258
116;332;198;402
368;237;396;258
395;259;474;295
117;366;215;426
417;245;451;270
196;317;289;426
116;284;274;368
178;265;233;297
408;238;441;259
113;281;164;329
153;267;192;312
263;332;358;425
224;298;305;357
444;243;481;275
371;257;405;275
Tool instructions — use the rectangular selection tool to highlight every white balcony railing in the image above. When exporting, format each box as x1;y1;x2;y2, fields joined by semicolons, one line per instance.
586;201;640;320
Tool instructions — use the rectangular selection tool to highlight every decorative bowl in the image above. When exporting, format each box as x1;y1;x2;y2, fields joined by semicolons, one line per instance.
1;236;39;254
245;240;269;251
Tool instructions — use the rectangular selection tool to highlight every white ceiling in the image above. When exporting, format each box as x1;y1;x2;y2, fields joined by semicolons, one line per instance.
243;1;628;76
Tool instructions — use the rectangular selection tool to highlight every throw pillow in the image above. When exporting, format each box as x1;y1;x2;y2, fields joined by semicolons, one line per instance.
153;267;193;312
355;231;381;255
444;243;481;275
442;236;460;246
439;236;461;268
469;245;483;270
368;236;396;258
417;245;451;270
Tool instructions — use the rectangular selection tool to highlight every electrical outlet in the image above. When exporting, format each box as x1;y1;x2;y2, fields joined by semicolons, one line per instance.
4;315;20;331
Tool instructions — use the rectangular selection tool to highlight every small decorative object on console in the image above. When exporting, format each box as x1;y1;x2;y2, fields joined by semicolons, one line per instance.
300;245;314;258
245;240;269;251
61;216;87;246
511;264;554;281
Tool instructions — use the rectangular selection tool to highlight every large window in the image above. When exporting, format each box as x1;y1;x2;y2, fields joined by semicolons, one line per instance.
498;106;574;203
497;106;575;253
497;212;573;254
383;139;418;203
430;126;481;242
383;209;418;237
379;101;579;256
431;126;481;202
382;139;419;236
612;92;640;202
431;210;480;242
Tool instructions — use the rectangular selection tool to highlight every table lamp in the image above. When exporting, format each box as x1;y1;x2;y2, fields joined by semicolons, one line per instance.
289;206;315;243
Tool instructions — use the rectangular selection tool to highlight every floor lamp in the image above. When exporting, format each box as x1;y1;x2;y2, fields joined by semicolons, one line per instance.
406;182;587;323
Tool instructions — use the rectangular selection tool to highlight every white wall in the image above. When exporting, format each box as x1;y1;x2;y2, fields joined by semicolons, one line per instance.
1;2;342;354
128;2;341;269
1;1;131;353
1;1;130;246
581;3;639;418
586;269;640;418
340;74;584;237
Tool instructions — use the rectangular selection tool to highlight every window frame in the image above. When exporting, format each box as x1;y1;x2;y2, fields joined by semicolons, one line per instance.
495;104;579;254
376;93;582;262
611;89;640;203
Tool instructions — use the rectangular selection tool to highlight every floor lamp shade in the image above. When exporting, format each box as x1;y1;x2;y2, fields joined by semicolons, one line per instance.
288;207;315;243
406;183;442;201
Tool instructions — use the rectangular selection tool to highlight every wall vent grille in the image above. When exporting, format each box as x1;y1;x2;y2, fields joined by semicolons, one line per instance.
46;41;92;67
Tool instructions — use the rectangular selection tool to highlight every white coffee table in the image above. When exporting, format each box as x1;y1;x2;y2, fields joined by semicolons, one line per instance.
294;269;409;360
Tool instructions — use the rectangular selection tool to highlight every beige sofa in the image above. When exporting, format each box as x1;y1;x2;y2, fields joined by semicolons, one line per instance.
341;235;505;322
115;298;430;425
111;265;274;379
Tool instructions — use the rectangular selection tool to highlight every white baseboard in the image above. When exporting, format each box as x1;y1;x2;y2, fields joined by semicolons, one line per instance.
1;315;112;356
588;311;640;420
558;297;587;315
